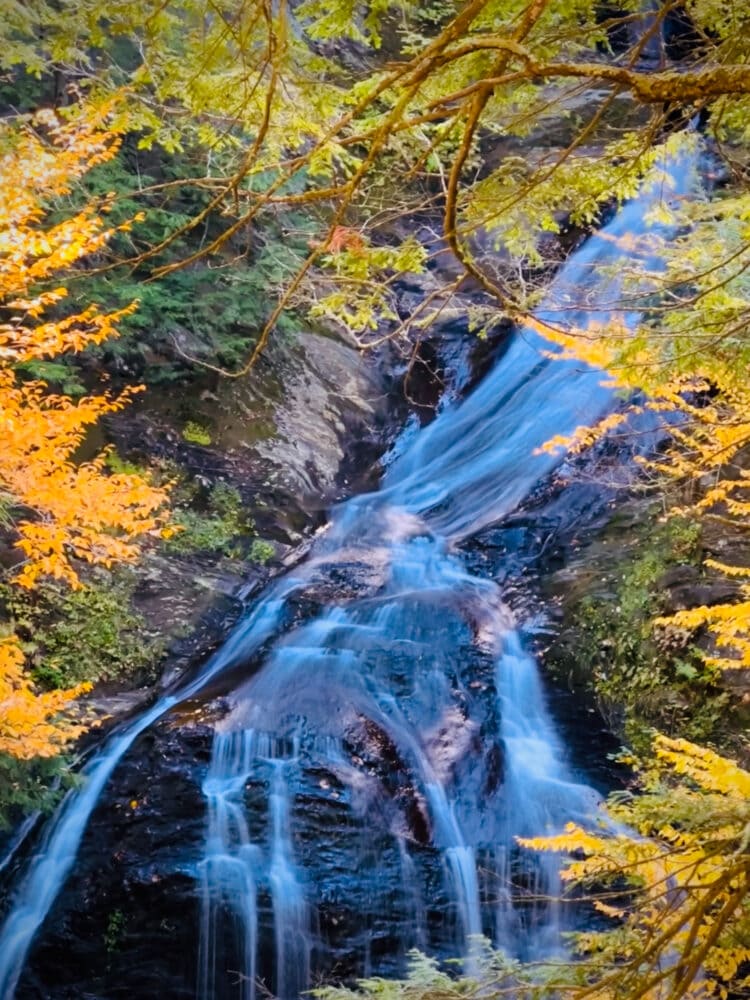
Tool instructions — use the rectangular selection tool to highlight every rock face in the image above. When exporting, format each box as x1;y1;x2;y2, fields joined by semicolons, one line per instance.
212;331;391;525
111;325;393;547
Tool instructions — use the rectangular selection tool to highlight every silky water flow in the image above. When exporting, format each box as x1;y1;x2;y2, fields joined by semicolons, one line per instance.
0;150;699;998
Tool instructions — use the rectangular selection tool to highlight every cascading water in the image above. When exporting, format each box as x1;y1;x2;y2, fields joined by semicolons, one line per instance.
0;149;699;998
198;732;310;1000
268;751;310;1000
198;730;262;1000
493;632;602;958
189;152;698;995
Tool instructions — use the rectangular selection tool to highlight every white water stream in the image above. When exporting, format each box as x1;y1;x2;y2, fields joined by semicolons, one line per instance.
0;150;698;998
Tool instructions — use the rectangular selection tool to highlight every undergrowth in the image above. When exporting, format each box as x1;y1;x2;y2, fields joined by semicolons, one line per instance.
312;946;539;1000
0;572;161;691
63;149;312;380
166;482;256;556
0;752;72;832
568;516;733;749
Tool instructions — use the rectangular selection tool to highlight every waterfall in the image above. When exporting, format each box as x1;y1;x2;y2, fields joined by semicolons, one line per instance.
493;632;602;957
197;730;310;1000
0;148;699;998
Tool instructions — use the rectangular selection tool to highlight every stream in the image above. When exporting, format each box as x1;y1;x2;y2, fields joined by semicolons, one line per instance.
0;151;698;999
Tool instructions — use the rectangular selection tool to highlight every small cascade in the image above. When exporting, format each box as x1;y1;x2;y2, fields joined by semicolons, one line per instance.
197;731;309;1000
374;690;483;950
493;632;601;957
267;753;310;1000
382;149;700;540
427;787;482;947
396;839;428;953
0;813;40;878
198;730;261;1000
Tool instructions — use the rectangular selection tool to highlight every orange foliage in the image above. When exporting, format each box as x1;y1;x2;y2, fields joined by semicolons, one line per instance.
0;637;90;759
0;104;168;756
310;225;366;254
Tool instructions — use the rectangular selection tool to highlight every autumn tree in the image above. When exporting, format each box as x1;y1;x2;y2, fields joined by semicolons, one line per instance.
518;736;750;1000
0;105;168;759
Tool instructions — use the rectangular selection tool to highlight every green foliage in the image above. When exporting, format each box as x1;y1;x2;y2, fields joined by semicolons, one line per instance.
407;0;457;31
58;150;311;379
248;539;275;565
0;68;47;113
14;360;86;397
5;0;746;362
569;517;733;746
103;909;126;955
0;5;749;996
0;575;160;690
165;476;279;564
181;421;212;446
0;491;13;532
312;945;536;1000
0;752;70;831
297;0;393;48
166;482;274;561
315;740;750;1000
104;452;149;478
167;483;251;556
313;236;428;335
519;736;750;1000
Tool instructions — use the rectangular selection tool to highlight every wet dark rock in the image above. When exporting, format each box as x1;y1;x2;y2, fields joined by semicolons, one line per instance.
657;564;701;590
18;722;213;1000
14;703;484;996
659;573;739;614
720;669;750;703
344;716;432;846
483;741;504;797
664;3;707;63
13;567;514;996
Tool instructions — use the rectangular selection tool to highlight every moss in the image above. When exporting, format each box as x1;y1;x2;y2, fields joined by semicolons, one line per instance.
166;482;249;554
104;452;151;477
103;909;126;955
181;420;212;446
165;482;273;561
248;539;275;565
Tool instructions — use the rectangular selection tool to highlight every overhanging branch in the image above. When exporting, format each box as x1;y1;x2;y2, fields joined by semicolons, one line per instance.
532;61;750;103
